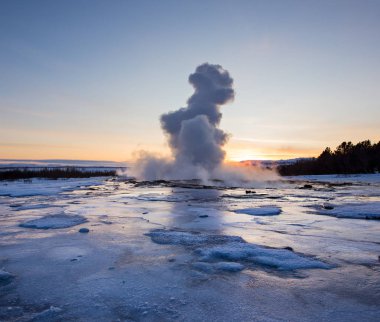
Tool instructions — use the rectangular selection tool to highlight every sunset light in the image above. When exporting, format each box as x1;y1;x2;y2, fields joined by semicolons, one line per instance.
1;1;379;321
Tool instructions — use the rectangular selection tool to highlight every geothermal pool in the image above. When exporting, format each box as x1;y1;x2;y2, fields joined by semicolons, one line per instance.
0;175;379;321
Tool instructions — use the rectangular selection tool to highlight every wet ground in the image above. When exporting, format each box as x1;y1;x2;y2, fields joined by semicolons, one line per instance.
0;175;379;321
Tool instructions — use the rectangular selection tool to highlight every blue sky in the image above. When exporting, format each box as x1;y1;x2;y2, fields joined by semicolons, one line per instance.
1;0;379;161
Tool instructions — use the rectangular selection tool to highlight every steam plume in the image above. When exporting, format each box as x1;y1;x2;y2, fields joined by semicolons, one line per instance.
161;63;234;171
133;63;234;181
131;63;278;183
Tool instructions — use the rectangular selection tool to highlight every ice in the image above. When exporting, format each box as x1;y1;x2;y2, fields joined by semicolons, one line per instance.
0;177;105;197
146;229;244;246
192;261;244;273
191;261;215;273
234;206;281;216
11;204;62;211
147;229;330;271
19;213;87;229
1;174;380;321
314;202;380;219
214;262;245;272
28;306;63;321
197;242;330;270
0;269;14;286
291;173;380;184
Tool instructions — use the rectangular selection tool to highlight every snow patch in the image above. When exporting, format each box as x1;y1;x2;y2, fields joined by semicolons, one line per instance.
197;243;330;270
146;230;243;246
234;206;281;216
0;178;104;197
147;230;330;271
191;261;244;273
314;202;380;219
20;213;87;229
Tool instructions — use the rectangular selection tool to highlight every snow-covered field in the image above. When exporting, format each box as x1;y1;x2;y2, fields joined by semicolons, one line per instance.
0;174;379;321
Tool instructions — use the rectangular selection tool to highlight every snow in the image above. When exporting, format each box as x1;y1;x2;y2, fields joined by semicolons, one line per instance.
214;262;245;272
146;229;244;246
197;243;330;270
0;177;105;197
234;206;282;216
147;229;330;271
287;173;380;184
314;202;380;219
0;174;380;321
19;213;87;229
191;261;244;273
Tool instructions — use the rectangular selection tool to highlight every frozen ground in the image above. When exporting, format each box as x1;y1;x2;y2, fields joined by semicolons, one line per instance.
0;174;379;321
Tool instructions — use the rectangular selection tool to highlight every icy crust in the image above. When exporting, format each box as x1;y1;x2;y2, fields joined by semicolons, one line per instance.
314;202;380;219
147;230;244;246
234;206;281;216
135;189;219;202
136;193;193;202
196;243;330;270
290;173;380;184
192;261;244;273
0;178;104;197
147;230;330;271
10;204;62;211
19;213;87;229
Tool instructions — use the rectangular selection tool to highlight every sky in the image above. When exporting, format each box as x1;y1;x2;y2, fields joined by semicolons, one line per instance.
0;0;379;162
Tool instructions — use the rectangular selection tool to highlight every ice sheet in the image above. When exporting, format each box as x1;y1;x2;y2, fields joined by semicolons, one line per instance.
0;175;379;321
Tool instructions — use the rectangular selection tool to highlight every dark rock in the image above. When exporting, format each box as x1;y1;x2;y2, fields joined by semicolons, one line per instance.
245;190;255;194
283;246;294;251
302;184;313;189
323;205;334;210
199;215;209;218
79;228;90;233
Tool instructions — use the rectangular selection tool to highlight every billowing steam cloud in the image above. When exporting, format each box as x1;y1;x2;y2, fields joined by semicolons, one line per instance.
132;63;278;183
132;63;233;181
161;63;234;171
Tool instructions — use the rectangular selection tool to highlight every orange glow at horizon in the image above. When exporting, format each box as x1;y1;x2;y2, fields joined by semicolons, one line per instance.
224;143;321;162
0;142;321;163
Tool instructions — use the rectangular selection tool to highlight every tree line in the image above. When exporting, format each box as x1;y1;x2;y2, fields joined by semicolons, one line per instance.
278;140;380;176
0;167;116;180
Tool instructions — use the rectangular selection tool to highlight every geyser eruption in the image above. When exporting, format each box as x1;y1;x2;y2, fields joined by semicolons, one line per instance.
133;63;234;181
132;63;278;183
161;63;234;172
